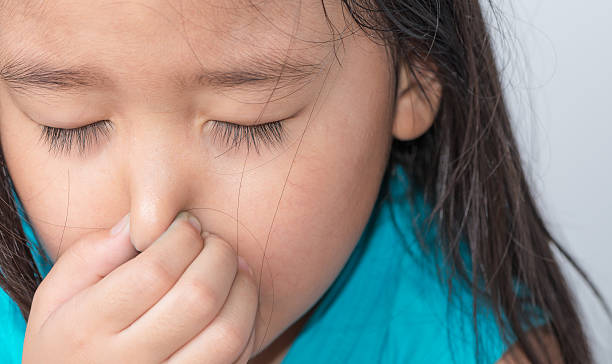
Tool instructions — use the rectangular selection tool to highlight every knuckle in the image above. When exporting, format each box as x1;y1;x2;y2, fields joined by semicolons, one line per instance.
65;240;92;267
181;278;220;313
207;235;237;269
101;276;134;310
173;219;204;250
62;321;91;354
138;257;176;290
238;272;259;304
215;322;249;356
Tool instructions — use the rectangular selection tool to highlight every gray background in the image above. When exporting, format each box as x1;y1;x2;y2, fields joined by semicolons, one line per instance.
486;1;612;362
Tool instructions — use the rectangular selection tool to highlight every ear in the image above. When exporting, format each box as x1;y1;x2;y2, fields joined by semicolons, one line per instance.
391;63;442;141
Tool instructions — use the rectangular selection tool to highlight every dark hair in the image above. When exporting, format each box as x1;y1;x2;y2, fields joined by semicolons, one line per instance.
0;1;608;364
337;0;610;363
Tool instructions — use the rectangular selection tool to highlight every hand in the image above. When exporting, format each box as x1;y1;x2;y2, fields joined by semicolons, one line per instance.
22;211;259;364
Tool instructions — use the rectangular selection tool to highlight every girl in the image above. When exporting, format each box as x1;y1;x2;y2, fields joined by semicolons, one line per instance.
0;0;604;363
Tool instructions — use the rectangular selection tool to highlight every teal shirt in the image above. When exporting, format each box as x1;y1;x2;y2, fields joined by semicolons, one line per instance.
1;166;513;363
281;166;512;363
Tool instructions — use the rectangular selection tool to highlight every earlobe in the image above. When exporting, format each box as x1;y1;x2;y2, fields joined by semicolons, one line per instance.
391;63;442;141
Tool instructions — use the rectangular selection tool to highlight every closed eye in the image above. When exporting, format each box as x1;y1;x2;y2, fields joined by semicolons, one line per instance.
38;120;114;157
37;119;287;158
209;119;287;156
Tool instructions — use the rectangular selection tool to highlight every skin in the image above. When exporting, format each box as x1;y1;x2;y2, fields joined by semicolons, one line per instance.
0;0;447;362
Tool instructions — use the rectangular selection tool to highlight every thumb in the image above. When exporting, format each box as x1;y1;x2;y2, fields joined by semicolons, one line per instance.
28;213;138;330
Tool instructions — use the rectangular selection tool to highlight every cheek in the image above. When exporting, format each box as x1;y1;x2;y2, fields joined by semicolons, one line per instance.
243;67;396;336
1;144;124;260
0;86;133;259
0;93;73;259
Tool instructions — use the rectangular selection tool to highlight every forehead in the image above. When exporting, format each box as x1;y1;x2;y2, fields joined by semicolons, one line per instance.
0;0;342;80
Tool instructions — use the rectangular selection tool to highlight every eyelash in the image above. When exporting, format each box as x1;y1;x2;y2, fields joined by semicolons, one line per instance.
38;120;114;157
209;120;287;156
38;119;287;157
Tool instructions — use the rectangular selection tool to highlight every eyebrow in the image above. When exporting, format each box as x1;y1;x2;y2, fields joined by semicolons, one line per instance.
0;51;327;96
0;60;110;94
194;52;326;92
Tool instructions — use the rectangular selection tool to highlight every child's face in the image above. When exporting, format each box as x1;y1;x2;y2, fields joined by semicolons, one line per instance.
0;0;397;357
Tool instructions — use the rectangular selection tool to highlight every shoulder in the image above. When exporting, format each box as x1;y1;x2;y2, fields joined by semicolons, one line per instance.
496;326;563;364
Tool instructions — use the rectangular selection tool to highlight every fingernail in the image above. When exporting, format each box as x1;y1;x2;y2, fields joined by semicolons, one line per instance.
177;211;201;234
111;213;130;236
238;255;253;276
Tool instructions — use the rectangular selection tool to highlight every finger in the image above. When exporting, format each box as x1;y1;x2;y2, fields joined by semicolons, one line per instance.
164;261;259;364
29;213;137;331
233;325;256;364
116;234;239;362
80;211;205;333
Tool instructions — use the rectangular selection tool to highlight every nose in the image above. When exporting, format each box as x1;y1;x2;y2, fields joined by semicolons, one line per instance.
122;113;204;252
